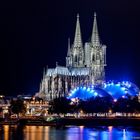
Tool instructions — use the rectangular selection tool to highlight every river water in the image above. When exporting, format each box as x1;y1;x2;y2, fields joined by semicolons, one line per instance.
0;125;140;140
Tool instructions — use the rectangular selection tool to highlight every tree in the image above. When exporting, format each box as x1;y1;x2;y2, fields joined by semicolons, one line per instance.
48;97;71;114
113;96;140;113
79;97;113;113
10;99;26;117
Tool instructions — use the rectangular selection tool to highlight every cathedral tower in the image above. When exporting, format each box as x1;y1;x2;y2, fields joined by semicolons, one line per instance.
66;14;84;68
90;13;106;83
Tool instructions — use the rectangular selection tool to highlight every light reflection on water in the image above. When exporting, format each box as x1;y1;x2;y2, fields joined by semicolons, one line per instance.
0;125;140;140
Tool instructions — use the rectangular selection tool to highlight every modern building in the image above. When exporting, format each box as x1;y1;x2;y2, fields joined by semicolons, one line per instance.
38;13;107;101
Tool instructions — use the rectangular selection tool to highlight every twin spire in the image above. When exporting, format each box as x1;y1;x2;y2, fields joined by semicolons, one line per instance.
91;13;100;46
67;38;71;57
73;14;82;47
73;12;100;47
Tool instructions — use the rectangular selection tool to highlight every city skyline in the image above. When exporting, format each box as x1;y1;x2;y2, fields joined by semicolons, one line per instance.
0;0;140;96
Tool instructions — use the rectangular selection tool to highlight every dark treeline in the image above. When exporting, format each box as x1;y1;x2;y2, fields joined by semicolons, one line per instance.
48;96;140;114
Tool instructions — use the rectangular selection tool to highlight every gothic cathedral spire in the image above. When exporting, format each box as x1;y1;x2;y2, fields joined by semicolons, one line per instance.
71;14;84;67
67;38;71;57
66;38;72;67
91;13;100;46
73;14;82;47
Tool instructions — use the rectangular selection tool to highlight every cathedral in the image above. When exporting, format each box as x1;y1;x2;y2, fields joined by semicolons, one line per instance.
38;13;107;101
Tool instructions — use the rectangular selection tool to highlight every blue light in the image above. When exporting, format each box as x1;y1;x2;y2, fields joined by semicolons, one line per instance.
87;88;90;92
122;81;125;85
128;84;131;88
104;83;107;88
83;87;86;90
114;99;117;102
124;90;128;94
94;92;98;96
116;83;120;86
122;95;125;98
111;82;114;85
68;81;140;101
71;90;75;94
74;88;77;91
90;90;94;93
121;87;126;91
108;83;111;86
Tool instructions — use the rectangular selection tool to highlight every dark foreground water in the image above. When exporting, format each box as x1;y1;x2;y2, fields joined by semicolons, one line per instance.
0;125;140;140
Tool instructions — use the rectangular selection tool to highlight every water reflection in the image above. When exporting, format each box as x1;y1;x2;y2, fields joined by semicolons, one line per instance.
0;125;140;140
4;125;9;140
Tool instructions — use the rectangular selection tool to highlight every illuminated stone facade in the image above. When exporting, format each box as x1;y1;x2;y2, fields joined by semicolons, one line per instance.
38;13;107;101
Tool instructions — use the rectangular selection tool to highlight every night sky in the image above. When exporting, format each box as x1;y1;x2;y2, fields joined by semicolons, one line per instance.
0;0;140;96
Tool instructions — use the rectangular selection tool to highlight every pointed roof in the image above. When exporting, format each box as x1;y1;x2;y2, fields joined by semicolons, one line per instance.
67;38;71;56
43;67;46;79
73;14;82;47
91;13;100;46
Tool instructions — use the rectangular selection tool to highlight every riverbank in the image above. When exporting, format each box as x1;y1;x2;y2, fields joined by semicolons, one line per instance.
1;117;140;126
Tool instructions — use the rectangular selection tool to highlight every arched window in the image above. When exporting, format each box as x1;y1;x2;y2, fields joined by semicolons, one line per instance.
74;55;78;63
92;54;95;62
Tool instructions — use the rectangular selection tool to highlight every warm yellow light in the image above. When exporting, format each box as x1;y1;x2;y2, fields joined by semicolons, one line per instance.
80;110;84;114
4;125;9;140
109;109;112;113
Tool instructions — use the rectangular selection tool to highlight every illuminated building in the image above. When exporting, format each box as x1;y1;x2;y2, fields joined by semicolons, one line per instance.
37;13;107;101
